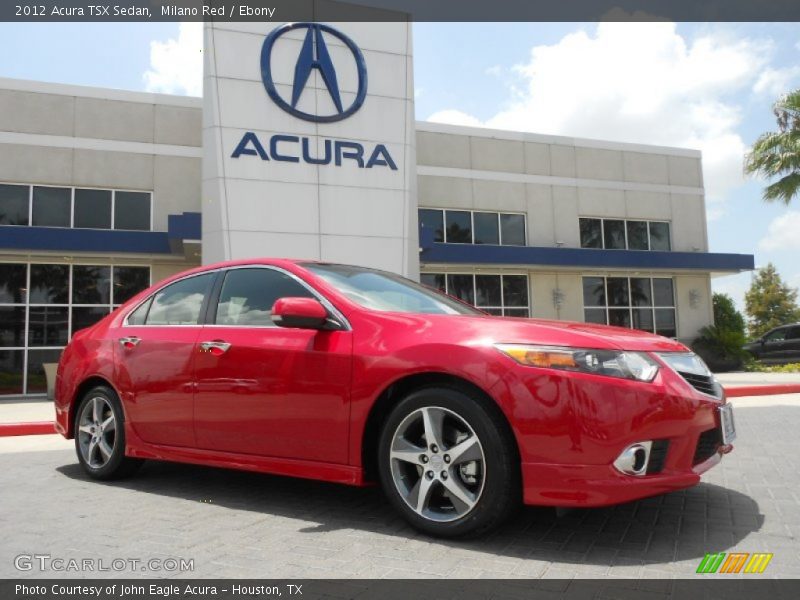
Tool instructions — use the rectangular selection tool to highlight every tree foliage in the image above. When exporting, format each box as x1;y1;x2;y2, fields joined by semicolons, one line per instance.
744;89;800;205
711;292;745;335
744;263;800;338
691;293;748;371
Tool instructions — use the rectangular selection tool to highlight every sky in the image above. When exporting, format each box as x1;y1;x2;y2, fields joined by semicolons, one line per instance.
0;21;798;311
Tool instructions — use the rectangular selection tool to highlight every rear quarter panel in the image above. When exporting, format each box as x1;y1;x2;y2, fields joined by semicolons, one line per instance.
54;320;117;438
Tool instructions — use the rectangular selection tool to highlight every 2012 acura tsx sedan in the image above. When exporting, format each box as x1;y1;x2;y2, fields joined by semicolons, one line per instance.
55;259;736;537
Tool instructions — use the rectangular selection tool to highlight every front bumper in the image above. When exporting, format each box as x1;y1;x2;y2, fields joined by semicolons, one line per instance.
490;357;732;507
521;443;732;507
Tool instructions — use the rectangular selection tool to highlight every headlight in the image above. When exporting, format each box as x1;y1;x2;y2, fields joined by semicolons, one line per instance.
655;352;712;376
495;344;659;382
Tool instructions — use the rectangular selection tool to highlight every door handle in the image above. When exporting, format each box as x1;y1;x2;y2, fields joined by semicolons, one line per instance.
199;340;231;356
118;336;141;349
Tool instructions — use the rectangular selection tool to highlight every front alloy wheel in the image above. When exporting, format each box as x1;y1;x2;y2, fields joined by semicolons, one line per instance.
378;386;520;538
390;406;486;522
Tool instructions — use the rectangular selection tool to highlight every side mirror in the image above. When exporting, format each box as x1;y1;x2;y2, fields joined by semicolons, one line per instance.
271;297;329;330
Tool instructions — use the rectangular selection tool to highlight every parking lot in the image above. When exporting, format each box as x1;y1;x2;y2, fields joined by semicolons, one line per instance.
1;395;799;580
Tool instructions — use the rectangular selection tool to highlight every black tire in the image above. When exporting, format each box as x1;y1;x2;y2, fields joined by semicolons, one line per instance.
377;385;520;538
74;385;144;480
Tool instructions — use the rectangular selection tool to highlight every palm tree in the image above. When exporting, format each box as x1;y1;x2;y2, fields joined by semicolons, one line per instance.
745;89;800;205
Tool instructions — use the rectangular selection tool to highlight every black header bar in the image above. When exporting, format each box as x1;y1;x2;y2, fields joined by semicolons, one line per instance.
2;0;800;22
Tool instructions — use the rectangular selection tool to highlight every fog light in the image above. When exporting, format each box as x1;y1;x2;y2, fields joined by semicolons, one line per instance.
613;441;652;476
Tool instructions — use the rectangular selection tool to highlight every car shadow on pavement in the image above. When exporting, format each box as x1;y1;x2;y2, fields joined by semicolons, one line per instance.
56;459;763;567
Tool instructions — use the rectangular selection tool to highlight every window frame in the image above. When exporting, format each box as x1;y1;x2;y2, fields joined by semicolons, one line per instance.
581;275;677;337
123;265;351;331
579;216;672;252
0;182;31;226
420;271;531;317
0;260;151;396
419;208;528;246
0;181;154;232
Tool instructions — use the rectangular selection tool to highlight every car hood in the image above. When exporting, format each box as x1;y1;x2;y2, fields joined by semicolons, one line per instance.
399;313;689;353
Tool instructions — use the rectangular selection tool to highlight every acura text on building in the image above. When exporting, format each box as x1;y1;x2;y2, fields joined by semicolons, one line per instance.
231;132;397;170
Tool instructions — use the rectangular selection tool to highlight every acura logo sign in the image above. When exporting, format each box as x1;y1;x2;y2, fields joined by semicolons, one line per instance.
260;22;368;123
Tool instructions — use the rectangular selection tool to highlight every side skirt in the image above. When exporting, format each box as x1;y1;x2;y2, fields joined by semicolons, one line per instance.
125;429;369;487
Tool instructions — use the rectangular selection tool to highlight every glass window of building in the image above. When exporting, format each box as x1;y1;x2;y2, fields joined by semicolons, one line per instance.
473;212;499;245
603;220;626;250
446;274;475;304
579;218;603;249
475;275;502;307
28;306;69;347
420;273;446;293
0;264;27;303
0;263;151;396
0;351;24;395
500;214;526;246
582;276;676;337
422;272;530;317
0;183;153;231
626;221;649;250
418;209;444;243
114;191;151;231
444;211;472;243
72;266;111;305
30;264;69;304
26;348;63;394
419;209;527;246
32;186;71;227
649;221;671;251
74;189;112;229
0;184;29;226
113;267;151;305
580;217;671;251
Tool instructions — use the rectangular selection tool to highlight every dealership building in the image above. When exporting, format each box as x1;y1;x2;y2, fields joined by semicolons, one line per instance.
0;21;753;397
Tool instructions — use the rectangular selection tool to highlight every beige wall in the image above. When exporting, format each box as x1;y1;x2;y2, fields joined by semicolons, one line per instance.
416;124;707;253
416;123;715;342
0;82;202;233
0;80;202;270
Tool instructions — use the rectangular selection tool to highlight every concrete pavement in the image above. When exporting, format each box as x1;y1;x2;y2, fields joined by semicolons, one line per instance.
0;393;798;579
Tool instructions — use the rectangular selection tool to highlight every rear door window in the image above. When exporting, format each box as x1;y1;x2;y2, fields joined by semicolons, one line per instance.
145;273;214;326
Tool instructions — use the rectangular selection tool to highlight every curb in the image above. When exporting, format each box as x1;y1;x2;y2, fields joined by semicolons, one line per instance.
724;384;800;398
0;422;57;437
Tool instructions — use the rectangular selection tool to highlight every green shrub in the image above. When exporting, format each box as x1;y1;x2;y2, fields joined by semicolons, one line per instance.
692;325;749;372
744;361;800;373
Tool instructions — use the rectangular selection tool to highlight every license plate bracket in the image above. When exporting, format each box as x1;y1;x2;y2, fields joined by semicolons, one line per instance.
719;404;736;445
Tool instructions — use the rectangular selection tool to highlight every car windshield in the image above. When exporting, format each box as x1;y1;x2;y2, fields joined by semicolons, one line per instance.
302;263;483;316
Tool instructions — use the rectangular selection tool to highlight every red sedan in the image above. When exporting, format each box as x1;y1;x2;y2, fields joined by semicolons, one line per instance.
54;259;735;537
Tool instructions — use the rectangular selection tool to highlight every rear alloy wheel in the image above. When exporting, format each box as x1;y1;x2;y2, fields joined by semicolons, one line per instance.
378;386;519;537
74;385;143;480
